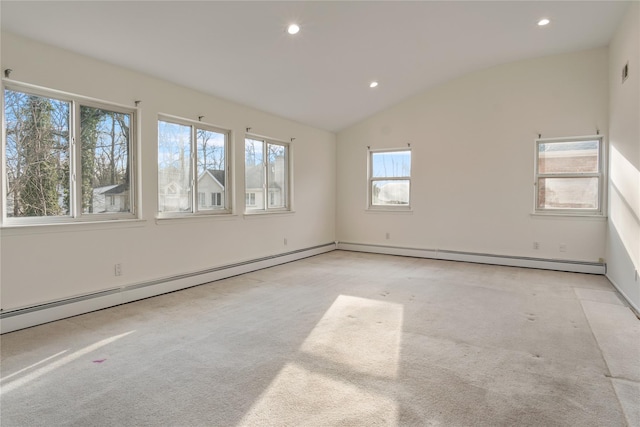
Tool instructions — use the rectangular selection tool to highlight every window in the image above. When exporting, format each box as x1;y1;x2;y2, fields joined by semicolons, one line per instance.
158;117;229;215
535;136;604;215
3;85;136;224
245;137;289;212
369;149;411;208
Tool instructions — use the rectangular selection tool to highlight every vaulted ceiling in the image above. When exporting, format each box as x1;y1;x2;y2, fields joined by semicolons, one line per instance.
1;1;630;132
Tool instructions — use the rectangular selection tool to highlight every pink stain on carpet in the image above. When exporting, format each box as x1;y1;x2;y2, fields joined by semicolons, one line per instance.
92;359;107;364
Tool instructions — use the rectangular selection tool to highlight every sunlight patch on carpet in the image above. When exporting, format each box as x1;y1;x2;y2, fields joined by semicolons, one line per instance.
0;330;135;394
238;295;403;426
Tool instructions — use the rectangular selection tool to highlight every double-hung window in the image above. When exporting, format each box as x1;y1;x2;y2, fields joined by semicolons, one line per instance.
3;84;137;224
534;136;604;215
368;149;412;209
158;117;230;215
244;137;289;212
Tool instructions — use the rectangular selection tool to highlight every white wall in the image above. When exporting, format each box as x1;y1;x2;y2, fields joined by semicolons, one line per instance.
607;2;640;311
0;32;336;311
337;48;609;263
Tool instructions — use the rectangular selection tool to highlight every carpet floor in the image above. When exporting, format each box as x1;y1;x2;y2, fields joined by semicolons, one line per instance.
1;250;639;426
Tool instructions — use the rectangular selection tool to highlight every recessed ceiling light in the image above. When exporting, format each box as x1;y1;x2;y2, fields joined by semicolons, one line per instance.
537;18;550;26
287;24;300;35
369;81;379;88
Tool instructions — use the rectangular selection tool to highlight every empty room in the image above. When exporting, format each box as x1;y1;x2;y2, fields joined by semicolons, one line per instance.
1;1;639;426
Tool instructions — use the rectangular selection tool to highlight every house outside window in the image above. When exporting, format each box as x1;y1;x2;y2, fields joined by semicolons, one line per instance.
2;84;137;224
158;116;229;216
535;136;604;215
245;137;290;212
368;149;412;209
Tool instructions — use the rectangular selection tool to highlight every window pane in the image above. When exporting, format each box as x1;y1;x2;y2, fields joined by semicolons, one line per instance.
267;143;286;208
537;177;599;209
4;89;70;217
372;151;411;178
81;106;131;214
538;140;599;174
245;139;264;210
158;121;192;212
197;129;226;211
372;180;410;205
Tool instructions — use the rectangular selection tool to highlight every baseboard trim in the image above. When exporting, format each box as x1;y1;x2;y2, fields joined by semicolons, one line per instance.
0;243;336;334
336;242;606;274
605;274;640;317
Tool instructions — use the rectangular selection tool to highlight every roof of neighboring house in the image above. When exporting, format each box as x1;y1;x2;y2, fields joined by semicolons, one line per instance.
207;169;225;187
93;184;128;195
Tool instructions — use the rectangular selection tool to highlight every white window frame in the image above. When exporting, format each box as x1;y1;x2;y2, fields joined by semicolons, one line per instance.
2;81;138;226
244;135;291;213
367;148;412;210
534;135;605;216
157;115;231;218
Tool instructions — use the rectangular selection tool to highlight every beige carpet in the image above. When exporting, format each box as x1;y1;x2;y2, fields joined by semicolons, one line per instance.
1;251;639;426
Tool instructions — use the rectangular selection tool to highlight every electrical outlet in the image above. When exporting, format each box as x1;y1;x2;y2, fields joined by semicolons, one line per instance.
559;244;567;252
114;263;122;276
386;232;390;240
533;242;539;250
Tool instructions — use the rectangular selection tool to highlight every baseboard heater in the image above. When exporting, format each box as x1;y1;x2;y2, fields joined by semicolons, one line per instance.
336;242;606;275
0;243;336;334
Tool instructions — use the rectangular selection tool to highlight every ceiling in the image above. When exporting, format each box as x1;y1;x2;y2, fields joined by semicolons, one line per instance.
1;1;630;132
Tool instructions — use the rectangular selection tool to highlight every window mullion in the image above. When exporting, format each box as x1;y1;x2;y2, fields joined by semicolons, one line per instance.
128;112;135;217
263;141;268;210
191;125;197;213
72;101;81;218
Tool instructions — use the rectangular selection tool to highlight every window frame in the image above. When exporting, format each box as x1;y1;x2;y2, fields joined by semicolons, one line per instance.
157;115;231;218
533;135;606;216
244;135;291;213
2;81;138;226
367;148;412;210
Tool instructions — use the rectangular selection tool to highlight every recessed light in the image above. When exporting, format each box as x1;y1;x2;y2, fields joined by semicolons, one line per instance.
369;81;379;88
287;24;300;35
537;18;550;26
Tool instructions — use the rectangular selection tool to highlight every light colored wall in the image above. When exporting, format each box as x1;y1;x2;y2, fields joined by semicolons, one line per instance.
607;3;640;311
337;48;609;263
0;32;336;311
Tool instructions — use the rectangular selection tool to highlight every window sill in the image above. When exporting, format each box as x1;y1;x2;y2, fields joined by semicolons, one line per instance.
1;218;147;235
243;210;295;218
530;212;607;221
155;213;238;224
365;207;413;214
